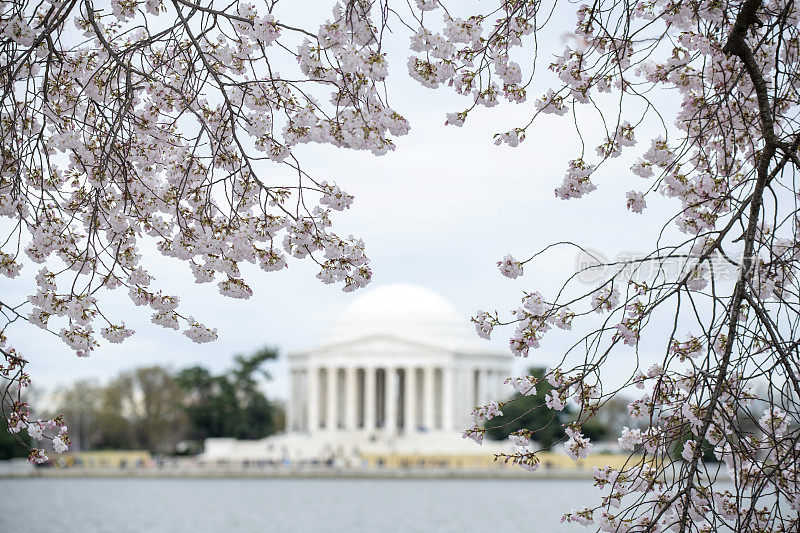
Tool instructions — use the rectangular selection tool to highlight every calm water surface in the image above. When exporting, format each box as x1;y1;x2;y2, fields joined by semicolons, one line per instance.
0;478;598;532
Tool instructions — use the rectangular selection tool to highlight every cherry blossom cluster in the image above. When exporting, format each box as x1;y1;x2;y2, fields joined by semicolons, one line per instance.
505;291;574;357
497;254;524;279
456;0;800;529
504;374;537;396
564;424;593;460
0;0;458;459
1;337;71;461
461;400;503;445
0;0;430;443
406;0;535;123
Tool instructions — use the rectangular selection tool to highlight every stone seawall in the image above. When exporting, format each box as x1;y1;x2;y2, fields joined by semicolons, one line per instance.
0;465;600;480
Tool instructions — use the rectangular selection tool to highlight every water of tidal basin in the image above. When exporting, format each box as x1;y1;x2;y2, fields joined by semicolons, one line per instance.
1;478;598;532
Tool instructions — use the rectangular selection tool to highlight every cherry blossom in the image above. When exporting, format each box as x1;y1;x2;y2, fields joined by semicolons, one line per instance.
505;375;537;396
497;254;524;278
564;425;593;460
439;0;800;529
617;427;643;450
625;191;647;213
470;310;495;340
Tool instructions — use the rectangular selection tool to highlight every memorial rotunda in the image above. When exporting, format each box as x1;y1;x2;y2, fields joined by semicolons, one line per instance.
286;284;511;435
203;284;513;465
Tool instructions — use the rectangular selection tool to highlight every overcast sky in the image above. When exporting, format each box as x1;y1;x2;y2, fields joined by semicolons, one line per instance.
3;2;686;403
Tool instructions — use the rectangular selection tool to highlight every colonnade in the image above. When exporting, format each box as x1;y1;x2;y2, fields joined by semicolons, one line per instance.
287;365;505;433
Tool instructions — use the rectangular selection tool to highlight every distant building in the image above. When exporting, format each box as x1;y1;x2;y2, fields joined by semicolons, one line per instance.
64;450;152;469
203;284;514;465
287;284;511;434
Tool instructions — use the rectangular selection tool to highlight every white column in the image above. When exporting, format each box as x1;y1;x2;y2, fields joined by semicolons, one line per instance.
459;368;470;427
385;367;397;434
364;366;376;431
326;366;337;430
296;370;303;431
345;366;357;430
302;370;310;431
308;365;319;432
472;368;479;406
404;367;416;433
451;367;460;429
493;367;504;400
286;370;294;432
475;368;484;405
424;366;435;431
293;370;300;431
463;368;472;426
442;366;454;431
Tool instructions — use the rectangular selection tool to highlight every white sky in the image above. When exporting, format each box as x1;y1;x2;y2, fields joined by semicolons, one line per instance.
3;2;688;403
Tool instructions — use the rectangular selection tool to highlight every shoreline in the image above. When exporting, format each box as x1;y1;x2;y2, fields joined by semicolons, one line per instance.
0;466;599;480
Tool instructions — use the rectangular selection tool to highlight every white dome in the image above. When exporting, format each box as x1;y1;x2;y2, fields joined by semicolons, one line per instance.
320;284;481;351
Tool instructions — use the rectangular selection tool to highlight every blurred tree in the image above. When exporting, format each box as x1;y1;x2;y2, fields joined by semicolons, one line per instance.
174;366;220;442
229;347;282;438
130;367;188;452
21;348;282;456
176;346;283;443
93;367;186;452
485;368;570;448
581;397;632;443
0;423;28;459
54;379;101;451
93;374;136;450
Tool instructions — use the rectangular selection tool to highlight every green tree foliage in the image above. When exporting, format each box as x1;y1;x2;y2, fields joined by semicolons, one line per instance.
485;368;571;447
43;347;283;454
0;425;28;459
1;389;41;459
580;397;632;443
485;369;637;447
173;365;218;442
176;346;283;442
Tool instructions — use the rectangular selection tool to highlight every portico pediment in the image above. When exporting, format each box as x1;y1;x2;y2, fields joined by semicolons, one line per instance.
313;333;453;356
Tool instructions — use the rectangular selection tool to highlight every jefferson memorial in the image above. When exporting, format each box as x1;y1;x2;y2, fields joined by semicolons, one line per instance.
203;284;513;464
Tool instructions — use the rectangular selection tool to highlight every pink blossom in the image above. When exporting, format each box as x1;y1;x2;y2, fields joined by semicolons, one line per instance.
497;254;524;278
626;191;647;213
